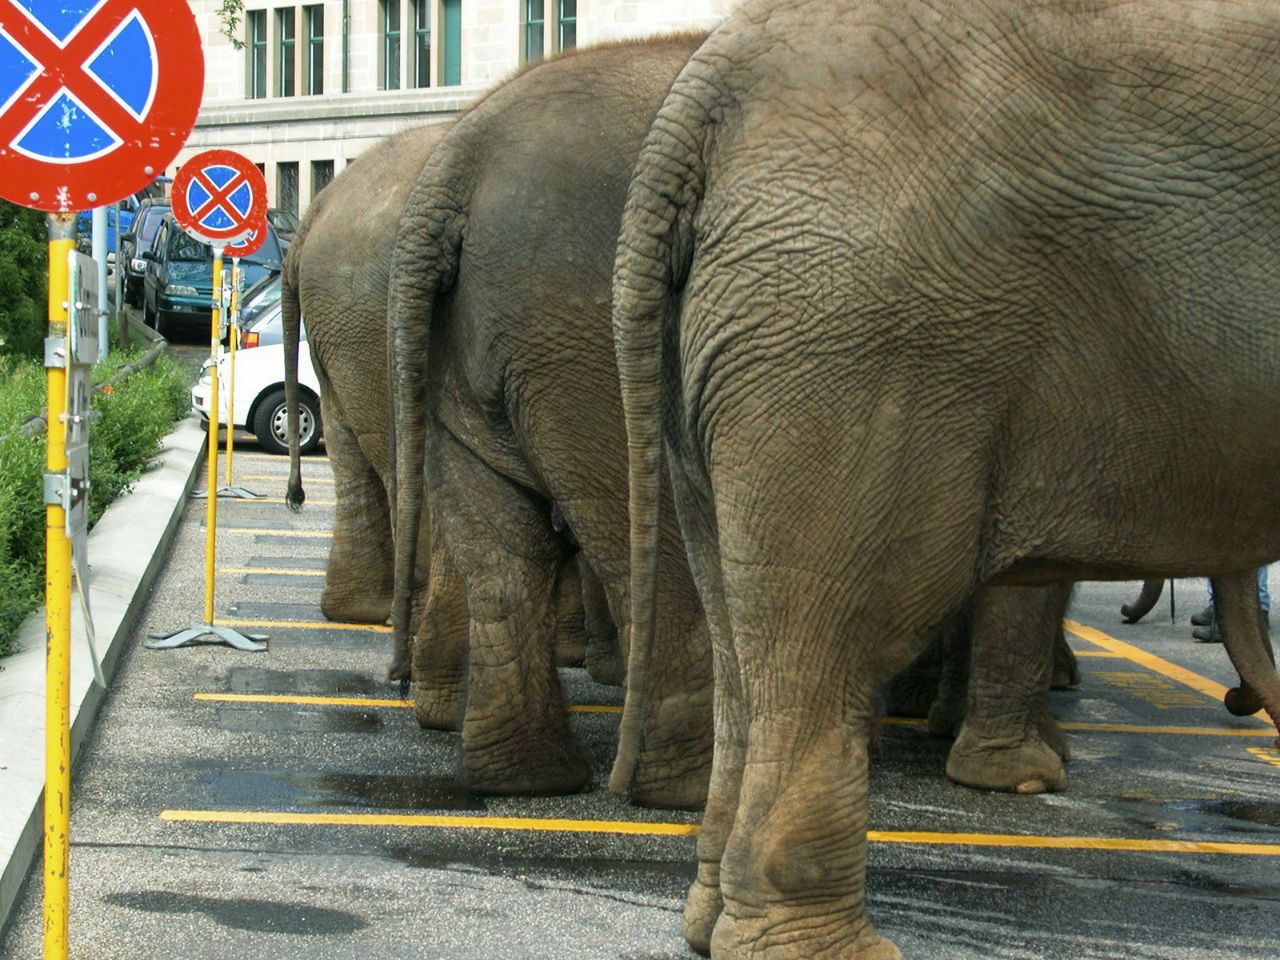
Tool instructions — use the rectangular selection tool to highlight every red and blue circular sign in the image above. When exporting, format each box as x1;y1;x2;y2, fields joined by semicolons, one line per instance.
0;0;203;212
172;149;267;245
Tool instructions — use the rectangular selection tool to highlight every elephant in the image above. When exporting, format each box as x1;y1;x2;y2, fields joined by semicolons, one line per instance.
388;33;715;807
280;121;618;731
610;1;1280;957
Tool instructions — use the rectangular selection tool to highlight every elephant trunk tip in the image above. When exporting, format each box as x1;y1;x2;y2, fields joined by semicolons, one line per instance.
285;482;306;512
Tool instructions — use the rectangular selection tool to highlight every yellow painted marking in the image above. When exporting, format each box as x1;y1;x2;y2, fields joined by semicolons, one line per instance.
236;452;330;463
193;691;622;714
1092;671;1207;709
220;568;326;577
161;810;699;836
867;831;1280;856
231;498;338;507
240;474;333;484
1073;650;1122;658
1247;746;1280;768
223;528;333;538
157;810;1280;856
197;693;408;708
216;617;389;633
1064;619;1268;721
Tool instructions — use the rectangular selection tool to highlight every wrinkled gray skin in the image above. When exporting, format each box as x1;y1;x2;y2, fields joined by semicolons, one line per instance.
280;124;616;728
281;121;473;729
611;1;1280;956
389;35;714;806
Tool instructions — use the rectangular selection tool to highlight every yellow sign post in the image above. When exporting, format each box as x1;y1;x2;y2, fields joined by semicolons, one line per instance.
42;212;75;960
146;249;266;652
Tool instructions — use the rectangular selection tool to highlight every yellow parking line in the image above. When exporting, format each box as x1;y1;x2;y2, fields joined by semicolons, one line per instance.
193;692;622;714
238;453;330;463
1064;618;1265;720
1073;651;1122;658
192;693;1262;734
223;528;333;538
156;809;1280;855
161;810;698;836
230;498;338;506
220;568;326;576
215;617;389;633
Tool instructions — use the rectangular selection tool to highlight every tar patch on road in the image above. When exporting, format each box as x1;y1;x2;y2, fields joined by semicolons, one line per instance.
102;892;368;935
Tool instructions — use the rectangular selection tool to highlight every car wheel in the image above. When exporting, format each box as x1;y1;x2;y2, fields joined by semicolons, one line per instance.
253;388;320;457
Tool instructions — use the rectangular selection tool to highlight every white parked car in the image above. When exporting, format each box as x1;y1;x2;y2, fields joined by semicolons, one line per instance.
191;301;323;455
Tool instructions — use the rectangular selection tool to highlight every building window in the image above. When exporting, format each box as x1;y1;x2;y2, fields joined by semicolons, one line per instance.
382;0;401;90
277;7;296;97
277;162;299;218
247;10;267;98
312;159;334;198
412;0;431;87
304;5;324;95
557;0;575;52
442;0;460;84
523;0;544;63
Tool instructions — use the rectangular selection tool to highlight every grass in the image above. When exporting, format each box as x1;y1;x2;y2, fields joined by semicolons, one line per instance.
0;336;194;657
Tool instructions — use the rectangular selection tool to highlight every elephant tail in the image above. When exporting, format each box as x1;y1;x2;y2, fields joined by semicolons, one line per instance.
282;223;307;512
387;144;469;686
608;56;720;796
1120;578;1165;624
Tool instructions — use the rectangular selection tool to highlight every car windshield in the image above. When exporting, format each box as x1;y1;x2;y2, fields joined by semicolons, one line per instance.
164;224;284;267
139;209;168;244
167;228;209;262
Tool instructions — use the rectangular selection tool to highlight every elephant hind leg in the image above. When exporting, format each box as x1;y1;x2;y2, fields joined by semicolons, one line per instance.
433;429;590;796
319;398;394;624
411;540;469;731
946;583;1073;794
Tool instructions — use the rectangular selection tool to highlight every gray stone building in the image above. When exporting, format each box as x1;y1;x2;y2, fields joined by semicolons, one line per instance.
179;0;732;217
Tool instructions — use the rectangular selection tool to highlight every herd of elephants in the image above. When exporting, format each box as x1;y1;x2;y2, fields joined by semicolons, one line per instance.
274;2;1280;957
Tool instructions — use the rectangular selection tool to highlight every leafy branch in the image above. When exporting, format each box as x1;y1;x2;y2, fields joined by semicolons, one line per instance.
218;0;245;50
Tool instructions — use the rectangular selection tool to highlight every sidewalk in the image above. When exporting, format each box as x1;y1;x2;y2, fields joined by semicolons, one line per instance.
0;416;207;939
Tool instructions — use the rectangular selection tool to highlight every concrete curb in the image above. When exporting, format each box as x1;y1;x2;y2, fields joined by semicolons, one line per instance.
0;415;207;939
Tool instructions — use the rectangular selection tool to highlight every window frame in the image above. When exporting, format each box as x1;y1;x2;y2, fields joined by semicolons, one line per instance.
247;9;268;99
382;0;402;90
411;0;431;88
276;7;297;97
523;0;545;64
304;4;324;95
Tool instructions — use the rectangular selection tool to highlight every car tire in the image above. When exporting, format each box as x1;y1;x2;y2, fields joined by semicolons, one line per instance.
143;300;157;330
253;388;320;457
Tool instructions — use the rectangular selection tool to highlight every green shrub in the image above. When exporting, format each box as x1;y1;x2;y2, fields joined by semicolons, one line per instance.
0;203;49;360
0;341;193;657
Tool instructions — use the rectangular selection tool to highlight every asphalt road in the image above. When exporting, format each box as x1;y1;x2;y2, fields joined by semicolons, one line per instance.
1;445;1278;959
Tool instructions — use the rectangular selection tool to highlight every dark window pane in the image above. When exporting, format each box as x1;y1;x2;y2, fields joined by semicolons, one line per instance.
442;0;461;85
383;0;401;90
248;11;267;99
312;160;334;197
278;8;296;97
412;0;430;87
525;0;544;62
277;162;299;218
306;5;324;95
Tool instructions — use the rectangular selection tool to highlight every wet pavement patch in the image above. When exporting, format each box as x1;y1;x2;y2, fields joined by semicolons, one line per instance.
227;601;329;620
102;891;367;935
1167;799;1280;832
216;707;383;734
247;554;328;569
198;769;486;811
228;667;385;695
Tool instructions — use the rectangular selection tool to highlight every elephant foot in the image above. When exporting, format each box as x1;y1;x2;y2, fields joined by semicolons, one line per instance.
946;724;1066;794
463;733;592;797
1037;705;1070;762
554;628;587;667
710;913;901;960
411;681;463;731
926;690;965;740
683;873;722;957
631;758;711;810
320;586;392;626
585;643;626;687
